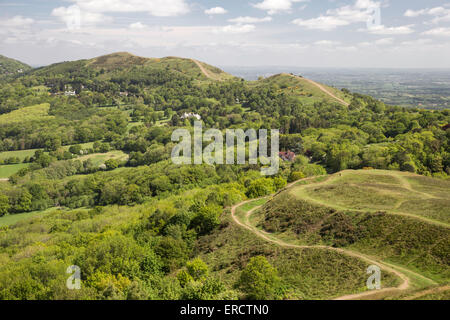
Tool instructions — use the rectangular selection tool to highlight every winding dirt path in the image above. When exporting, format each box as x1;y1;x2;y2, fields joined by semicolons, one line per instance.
229;176;438;300
394;174;437;199
402;285;450;300
291;172;449;228
192;59;216;80
289;74;350;106
194;64;351;104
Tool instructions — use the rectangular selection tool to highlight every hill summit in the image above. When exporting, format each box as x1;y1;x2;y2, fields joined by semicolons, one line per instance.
32;52;234;81
0;54;31;76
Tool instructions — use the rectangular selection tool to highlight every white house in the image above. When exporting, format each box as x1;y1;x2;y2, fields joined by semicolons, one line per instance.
181;112;201;120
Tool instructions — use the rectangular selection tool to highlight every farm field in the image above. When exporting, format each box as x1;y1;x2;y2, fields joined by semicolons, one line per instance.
0;163;29;179
0;207;61;227
0;149;39;162
76;150;129;166
0;103;54;124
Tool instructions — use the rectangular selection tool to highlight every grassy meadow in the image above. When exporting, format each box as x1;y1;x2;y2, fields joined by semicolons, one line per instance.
0;103;54;125
0;163;29;179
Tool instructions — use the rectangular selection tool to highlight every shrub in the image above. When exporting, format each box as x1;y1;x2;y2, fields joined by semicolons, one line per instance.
246;178;275;198
190;205;222;236
0;194;10;216
273;177;287;191
288;171;305;182
237;256;280;300
300;164;327;177
104;159;120;170
186;258;209;282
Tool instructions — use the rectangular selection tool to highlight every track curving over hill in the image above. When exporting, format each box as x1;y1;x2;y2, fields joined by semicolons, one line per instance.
288;74;350;106
230;174;439;300
192;59;213;79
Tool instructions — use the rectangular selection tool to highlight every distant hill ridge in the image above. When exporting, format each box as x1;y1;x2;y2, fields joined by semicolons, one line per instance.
256;72;351;106
0;54;31;76
2;52;349;104
28;52;234;81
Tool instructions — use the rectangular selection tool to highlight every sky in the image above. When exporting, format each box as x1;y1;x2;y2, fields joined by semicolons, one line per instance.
1;0;450;68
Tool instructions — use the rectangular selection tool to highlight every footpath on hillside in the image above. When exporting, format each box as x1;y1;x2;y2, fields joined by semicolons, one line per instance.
230;174;440;300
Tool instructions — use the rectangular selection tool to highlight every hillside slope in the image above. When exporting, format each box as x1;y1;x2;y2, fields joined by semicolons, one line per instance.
254;170;449;285
32;52;234;81
0;54;31;76
253;73;352;106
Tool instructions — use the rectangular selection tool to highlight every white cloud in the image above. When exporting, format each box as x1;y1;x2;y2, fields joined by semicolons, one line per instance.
228;16;272;24
312;40;359;52
404;6;450;24
293;16;350;31
401;39;433;46
314;40;341;46
129;22;147;30
0;15;34;28
52;5;111;28
292;0;381;31
253;0;307;15
336;45;358;52
422;27;450;37
59;0;189;17
365;24;415;35
215;15;271;35
0;15;35;40
213;24;256;34
404;9;427;18
374;37;394;45
204;7;227;15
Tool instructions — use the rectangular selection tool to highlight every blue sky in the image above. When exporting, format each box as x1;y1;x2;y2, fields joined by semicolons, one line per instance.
1;0;450;68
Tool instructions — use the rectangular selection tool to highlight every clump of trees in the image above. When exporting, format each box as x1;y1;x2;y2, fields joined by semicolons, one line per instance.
237;256;281;300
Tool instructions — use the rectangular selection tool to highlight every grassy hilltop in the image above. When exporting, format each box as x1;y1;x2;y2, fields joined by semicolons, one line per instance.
0;55;31;76
32;52;235;82
235;170;449;299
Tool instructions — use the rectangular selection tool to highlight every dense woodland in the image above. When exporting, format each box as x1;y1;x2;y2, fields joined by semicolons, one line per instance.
0;53;448;299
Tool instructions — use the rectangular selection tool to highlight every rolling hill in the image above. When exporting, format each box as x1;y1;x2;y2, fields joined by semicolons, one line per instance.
233;170;449;299
11;52;350;106
0;51;448;301
0;54;31;76
253;73;352;106
31;52;235;82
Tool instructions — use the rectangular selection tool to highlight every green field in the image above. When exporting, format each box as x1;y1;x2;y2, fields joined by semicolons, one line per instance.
76;150;129;166
0;208;60;227
0;149;38;162
0;103;54;124
61;142;95;152
0;143;95;163
0;163;29;179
